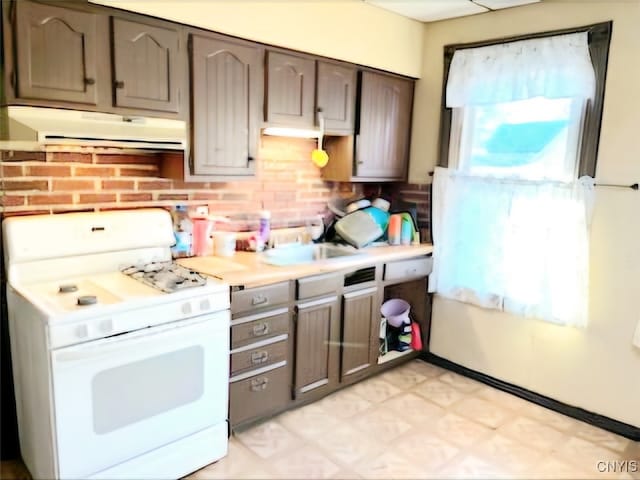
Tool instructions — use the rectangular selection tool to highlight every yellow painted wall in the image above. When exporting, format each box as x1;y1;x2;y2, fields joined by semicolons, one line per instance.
89;0;424;78
417;0;640;427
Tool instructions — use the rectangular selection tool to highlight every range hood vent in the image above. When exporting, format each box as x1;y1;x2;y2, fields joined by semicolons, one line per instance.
1;106;187;151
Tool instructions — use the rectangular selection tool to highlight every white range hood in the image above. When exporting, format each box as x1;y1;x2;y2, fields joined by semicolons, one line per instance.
0;106;187;151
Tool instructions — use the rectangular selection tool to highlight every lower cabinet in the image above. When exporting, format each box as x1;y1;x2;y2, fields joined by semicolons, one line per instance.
341;286;379;381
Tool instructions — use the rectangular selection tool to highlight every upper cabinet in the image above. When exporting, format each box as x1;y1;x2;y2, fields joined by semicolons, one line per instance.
322;71;414;182
14;2;101;105
190;34;263;177
316;61;356;135
265;51;315;128
355;72;413;179
4;0;186;117
111;18;181;113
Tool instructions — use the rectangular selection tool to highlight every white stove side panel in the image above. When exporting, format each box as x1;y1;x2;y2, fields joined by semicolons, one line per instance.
7;287;58;480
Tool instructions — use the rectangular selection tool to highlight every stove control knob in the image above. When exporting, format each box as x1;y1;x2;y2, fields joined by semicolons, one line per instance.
181;303;192;315
100;318;113;334
200;299;211;311
75;324;89;339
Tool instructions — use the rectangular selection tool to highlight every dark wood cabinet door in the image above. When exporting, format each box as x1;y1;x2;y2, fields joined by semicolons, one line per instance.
341;287;378;380
317;61;356;134
112;18;180;113
356;72;413;179
265;51;315;128
294;296;340;399
15;2;99;104
191;35;262;177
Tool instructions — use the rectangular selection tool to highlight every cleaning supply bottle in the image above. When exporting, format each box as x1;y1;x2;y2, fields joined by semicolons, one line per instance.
259;210;271;245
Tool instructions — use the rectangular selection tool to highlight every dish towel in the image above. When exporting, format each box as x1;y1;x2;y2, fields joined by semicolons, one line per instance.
633;318;640;349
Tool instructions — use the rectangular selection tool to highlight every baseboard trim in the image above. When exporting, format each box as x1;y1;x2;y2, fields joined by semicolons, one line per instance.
420;352;640;441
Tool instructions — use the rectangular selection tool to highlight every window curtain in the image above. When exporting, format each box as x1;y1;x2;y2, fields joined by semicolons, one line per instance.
430;168;595;327
446;32;595;107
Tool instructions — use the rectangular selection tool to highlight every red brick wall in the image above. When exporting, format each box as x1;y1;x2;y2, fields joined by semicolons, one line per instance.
1;136;430;236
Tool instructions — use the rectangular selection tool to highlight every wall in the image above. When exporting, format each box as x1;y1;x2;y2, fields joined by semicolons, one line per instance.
89;0;424;78
413;0;640;427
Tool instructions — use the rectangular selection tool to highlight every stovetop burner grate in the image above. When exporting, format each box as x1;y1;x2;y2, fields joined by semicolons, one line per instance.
121;261;207;293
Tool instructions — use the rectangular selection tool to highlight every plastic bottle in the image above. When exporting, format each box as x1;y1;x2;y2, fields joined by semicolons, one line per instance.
259;210;271;244
171;205;193;258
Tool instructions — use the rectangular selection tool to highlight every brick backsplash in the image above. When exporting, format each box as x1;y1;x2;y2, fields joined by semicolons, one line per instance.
1;136;430;237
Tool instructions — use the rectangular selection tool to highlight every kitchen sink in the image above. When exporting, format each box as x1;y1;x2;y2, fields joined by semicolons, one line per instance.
260;243;362;266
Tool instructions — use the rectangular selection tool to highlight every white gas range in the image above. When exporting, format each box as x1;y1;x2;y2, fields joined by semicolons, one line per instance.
2;208;230;480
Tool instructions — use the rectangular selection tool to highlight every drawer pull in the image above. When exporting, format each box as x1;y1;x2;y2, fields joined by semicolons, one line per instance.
252;294;268;306
252;323;270;336
251;350;269;365
250;377;269;392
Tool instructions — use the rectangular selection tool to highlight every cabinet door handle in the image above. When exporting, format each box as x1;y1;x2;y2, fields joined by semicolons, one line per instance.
250;377;269;392
252;323;270;336
114;80;125;89
251;294;268;306
84;78;96;86
251;350;269;365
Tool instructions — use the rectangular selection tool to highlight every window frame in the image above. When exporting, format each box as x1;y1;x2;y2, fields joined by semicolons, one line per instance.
437;22;613;178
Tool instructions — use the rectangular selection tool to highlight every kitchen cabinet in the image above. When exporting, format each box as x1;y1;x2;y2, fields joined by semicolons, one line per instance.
316;61;356;134
3;0;186;118
13;1;103;105
293;273;341;399
341;286;379;381
265;51;315;128
322;71;414;182
111;18;181;113
190;34;263;177
229;282;293;427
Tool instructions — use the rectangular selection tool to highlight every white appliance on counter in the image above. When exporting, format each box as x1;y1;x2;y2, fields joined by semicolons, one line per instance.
2;209;230;480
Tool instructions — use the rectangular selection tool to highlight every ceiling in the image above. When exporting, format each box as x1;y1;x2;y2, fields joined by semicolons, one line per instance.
363;0;541;23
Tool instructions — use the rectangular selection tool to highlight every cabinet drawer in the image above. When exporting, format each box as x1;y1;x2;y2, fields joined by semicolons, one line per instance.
231;282;290;315
231;337;288;375
296;273;341;300
384;257;432;281
231;310;289;348
229;363;291;425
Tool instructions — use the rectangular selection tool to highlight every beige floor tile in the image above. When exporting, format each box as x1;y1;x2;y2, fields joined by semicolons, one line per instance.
268;444;341;479
329;468;363;479
353;449;440;479
477;386;535;412
411;378;468;408
472;432;544;473
349;376;403;403
573;421;632;453
380;392;446;424
235;419;301;459
277;401;344;440
437;453;514;479
316;389;373;419
186;438;274;479
393;431;461;470
377;364;428;390
519;402;581;433
498;415;568;453
531;454;594;479
439;371;485;393
313;423;385;466
405;359;448;379
433;413;493;448
554;435;623;472
452;396;515;429
352;405;413;440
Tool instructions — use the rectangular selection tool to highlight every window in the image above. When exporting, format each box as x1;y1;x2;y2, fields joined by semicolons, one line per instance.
430;24;612;327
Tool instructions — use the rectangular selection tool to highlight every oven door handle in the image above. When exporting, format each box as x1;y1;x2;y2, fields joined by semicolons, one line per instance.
53;314;227;362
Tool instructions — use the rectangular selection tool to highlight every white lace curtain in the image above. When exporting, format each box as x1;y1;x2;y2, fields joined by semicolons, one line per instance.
430;169;595;327
446;32;595;107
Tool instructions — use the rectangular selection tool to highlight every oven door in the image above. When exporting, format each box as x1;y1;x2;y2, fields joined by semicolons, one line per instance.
50;311;229;479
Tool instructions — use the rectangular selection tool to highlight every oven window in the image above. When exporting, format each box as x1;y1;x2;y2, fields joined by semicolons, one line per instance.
92;346;204;434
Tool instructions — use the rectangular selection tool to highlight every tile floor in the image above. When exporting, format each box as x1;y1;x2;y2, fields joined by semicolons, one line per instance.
1;359;638;480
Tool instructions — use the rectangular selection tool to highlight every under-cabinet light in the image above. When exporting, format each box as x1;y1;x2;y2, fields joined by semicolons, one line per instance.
262;127;321;138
